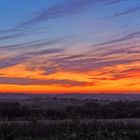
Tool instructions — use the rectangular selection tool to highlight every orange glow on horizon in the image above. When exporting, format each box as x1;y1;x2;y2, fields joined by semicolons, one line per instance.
0;61;139;94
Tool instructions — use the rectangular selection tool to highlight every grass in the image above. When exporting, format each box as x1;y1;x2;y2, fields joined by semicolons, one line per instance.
0;120;140;140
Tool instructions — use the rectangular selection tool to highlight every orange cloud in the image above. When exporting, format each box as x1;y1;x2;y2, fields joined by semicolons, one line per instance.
0;60;139;93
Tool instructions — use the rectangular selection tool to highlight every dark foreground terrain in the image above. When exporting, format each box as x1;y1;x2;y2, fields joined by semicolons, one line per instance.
0;94;140;140
1;120;140;140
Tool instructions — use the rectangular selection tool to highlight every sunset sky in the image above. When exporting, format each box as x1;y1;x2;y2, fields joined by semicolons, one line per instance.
0;0;140;94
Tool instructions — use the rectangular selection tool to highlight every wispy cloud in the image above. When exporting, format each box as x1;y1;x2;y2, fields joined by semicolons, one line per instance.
0;77;88;87
0;33;21;41
0;27;46;41
0;37;67;51
0;0;121;39
95;31;140;46
19;0;99;27
0;48;64;68
25;47;140;75
0;0;96;37
104;6;140;19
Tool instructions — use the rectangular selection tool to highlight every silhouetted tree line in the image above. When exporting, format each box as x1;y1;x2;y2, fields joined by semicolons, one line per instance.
0;101;140;120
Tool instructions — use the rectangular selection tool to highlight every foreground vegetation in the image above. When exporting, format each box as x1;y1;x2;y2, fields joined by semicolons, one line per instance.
0;120;140;140
0;100;140;120
0;100;140;139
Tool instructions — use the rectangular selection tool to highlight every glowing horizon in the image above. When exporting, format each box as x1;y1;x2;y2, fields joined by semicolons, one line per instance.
0;0;140;93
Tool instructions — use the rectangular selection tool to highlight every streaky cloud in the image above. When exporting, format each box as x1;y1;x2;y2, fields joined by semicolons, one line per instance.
95;31;140;46
0;0;120;36
104;6;140;19
0;48;64;68
0;0;123;44
19;0;98;27
0;77;88;87
0;37;66;51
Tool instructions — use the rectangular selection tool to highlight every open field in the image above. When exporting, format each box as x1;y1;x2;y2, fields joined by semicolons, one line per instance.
0;94;140;139
0;119;140;140
1;118;140;125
